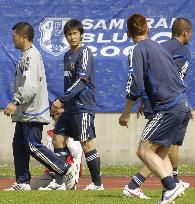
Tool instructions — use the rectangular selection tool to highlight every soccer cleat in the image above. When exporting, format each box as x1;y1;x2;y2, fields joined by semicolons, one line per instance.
156;183;185;204
123;185;151;199
38;179;66;190
179;180;190;190
84;182;104;190
64;165;77;190
4;183;31;191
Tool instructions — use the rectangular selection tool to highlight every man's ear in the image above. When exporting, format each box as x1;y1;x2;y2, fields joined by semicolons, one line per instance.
181;29;189;38
127;31;131;38
182;31;188;41
23;34;28;41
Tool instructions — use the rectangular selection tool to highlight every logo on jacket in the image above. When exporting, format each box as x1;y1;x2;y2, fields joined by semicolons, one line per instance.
39;18;70;56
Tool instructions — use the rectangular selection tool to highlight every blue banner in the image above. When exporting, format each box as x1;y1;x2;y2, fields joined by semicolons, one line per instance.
0;0;195;112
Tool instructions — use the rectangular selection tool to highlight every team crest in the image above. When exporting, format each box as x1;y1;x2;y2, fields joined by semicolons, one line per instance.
39;18;71;56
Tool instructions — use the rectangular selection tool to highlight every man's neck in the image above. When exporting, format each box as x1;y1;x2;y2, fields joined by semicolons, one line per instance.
21;42;33;52
132;35;148;44
173;36;184;44
70;43;82;53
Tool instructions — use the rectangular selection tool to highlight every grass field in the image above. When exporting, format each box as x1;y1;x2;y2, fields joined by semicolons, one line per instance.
0;189;195;204
1;164;195;204
1;163;195;177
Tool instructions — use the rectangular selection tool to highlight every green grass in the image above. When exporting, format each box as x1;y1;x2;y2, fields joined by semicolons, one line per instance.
0;189;195;204
1;163;195;177
1;164;195;203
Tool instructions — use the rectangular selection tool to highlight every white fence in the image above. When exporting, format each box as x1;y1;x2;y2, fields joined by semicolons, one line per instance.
0;111;194;165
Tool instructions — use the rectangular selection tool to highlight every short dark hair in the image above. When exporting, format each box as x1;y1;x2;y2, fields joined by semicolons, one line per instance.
12;22;34;42
127;13;148;37
172;18;192;37
64;19;84;36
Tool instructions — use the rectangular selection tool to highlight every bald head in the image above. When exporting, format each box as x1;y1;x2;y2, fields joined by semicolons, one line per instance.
172;18;192;37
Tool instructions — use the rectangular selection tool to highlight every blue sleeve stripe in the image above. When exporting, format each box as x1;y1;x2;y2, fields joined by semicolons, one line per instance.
22;107;49;116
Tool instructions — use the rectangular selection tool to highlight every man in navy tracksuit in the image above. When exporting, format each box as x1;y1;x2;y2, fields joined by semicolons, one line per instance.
49;19;103;190
123;18;193;200
119;14;191;203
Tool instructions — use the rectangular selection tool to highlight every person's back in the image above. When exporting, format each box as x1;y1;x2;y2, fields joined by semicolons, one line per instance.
141;18;192;116
130;38;190;112
161;38;191;81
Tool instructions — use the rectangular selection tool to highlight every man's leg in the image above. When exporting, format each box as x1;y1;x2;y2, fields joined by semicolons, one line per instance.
127;165;151;190
126;145;173;189
27;123;70;176
5;122;31;190
169;145;179;183
123;165;151;199
70;112;103;190
21;122;75;191
137;141;177;188
169;112;190;189
137;141;186;202
13;122;31;184
82;139;103;189
169;145;190;189
52;134;69;186
53;134;70;161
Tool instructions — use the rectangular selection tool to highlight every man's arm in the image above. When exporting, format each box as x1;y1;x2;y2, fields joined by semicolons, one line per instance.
51;47;92;113
4;54;40;116
119;99;136;127
119;46;145;127
14;55;40;105
59;47;92;103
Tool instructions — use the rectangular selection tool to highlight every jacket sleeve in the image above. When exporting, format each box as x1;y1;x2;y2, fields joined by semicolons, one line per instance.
13;54;39;104
173;47;191;81
126;46;145;101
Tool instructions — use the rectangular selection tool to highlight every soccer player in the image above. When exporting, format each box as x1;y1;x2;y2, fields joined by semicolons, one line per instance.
123;17;194;199
119;14;191;203
46;19;103;190
4;22;75;190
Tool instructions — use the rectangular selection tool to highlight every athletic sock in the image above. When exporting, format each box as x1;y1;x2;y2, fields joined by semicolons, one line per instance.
85;149;101;186
161;176;176;190
173;167;179;183
128;172;146;189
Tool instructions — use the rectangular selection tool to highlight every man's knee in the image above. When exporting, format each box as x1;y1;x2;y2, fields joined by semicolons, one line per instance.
169;145;179;156
52;134;67;148
137;145;145;160
137;141;159;160
81;139;94;153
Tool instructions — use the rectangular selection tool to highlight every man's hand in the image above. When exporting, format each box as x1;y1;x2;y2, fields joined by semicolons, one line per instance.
191;110;195;121
137;103;143;119
51;99;63;116
137;97;143;119
119;112;130;128
4;103;17;116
